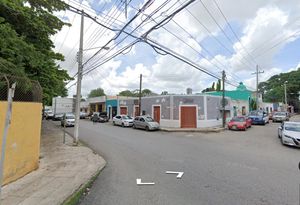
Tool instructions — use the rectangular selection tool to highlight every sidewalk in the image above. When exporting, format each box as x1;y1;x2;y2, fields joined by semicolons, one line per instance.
1;121;106;205
160;127;225;133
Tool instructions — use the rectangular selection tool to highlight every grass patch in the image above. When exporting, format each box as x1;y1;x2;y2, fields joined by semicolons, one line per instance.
61;167;104;205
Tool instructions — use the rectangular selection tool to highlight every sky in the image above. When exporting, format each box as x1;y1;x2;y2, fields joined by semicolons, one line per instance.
52;0;300;97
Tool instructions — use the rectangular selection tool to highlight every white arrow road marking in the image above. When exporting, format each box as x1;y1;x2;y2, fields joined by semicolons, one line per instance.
136;178;155;185
165;171;184;179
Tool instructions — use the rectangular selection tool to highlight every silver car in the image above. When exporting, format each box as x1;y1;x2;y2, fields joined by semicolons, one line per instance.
278;122;300;147
133;116;160;131
61;113;75;127
273;112;289;122
112;115;133;127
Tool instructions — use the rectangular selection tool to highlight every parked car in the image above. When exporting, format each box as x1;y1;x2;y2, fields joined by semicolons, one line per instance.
133;115;160;131
61;113;75;127
91;112;109;122
91;112;100;122
53;113;64;121
99;112;109;122
80;112;88;119
278;121;300;147
45;111;54;120
272;112;289;122
228;116;251;131
112;115;133;127
248;110;269;125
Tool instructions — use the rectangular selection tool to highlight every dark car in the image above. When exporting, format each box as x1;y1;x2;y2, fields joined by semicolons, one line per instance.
91;112;109;122
99;112;109;122
52;113;64;121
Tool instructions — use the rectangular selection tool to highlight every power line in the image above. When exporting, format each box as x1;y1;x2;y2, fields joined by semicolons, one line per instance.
212;0;258;65
197;0;256;69
83;0;174;71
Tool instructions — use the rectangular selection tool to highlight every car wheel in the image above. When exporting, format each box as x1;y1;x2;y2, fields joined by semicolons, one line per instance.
122;123;124;127
113;121;115;126
133;124;136;129
145;126;149;131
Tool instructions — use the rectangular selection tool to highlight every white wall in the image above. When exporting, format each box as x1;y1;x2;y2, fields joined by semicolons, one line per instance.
52;97;74;114
230;100;249;116
160;119;222;128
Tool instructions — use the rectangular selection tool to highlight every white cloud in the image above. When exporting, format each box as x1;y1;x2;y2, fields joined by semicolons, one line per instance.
53;0;300;97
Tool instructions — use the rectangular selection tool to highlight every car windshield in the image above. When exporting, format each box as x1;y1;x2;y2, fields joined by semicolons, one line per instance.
66;115;75;119
285;124;300;132
249;111;261;116
122;116;131;119
274;112;286;116
145;116;154;122
232;117;245;122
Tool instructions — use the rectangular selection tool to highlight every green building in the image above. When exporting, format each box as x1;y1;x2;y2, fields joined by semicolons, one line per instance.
206;82;254;116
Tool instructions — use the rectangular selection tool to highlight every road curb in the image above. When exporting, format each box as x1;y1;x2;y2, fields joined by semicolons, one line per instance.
61;161;106;205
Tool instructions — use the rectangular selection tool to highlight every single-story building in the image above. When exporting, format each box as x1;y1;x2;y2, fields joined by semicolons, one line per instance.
118;94;231;128
87;96;106;114
206;82;252;116
107;96;139;119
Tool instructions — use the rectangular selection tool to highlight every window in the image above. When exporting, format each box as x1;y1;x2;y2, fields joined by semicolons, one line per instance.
134;117;139;121
140;118;145;122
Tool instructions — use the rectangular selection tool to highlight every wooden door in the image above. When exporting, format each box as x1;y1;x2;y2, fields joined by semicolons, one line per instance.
134;106;140;117
120;107;127;115
180;106;196;128
153;106;160;123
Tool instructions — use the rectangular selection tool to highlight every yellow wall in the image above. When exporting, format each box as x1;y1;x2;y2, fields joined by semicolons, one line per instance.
0;102;42;185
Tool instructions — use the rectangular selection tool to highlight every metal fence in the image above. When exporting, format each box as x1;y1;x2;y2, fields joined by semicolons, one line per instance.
0;74;42;102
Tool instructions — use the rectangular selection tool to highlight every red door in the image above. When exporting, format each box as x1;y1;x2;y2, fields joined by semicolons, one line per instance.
153;106;160;123
180;106;196;128
134;106;140;117
120;107;127;115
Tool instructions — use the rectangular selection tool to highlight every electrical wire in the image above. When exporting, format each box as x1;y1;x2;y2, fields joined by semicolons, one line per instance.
212;0;258;65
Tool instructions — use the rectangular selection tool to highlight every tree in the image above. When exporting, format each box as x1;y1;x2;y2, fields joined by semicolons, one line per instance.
216;79;221;91
118;90;134;97
258;68;300;112
142;89;155;96
118;89;155;97
88;88;105;98
0;0;72;105
201;82;216;93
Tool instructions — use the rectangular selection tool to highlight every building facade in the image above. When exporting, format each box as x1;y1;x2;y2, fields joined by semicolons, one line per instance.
118;94;231;128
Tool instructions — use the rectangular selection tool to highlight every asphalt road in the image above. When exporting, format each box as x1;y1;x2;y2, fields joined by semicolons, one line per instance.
60;119;299;205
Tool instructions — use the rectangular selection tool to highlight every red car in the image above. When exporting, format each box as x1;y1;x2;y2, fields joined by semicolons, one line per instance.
228;116;252;131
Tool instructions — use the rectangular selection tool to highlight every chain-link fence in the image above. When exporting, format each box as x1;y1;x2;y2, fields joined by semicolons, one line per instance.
0;74;42;102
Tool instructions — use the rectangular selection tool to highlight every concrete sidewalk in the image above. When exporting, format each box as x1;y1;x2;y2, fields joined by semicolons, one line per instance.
1;121;106;205
160;127;225;133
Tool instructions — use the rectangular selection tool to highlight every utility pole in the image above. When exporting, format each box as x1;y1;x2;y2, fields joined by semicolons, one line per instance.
74;10;84;145
251;65;264;110
139;74;142;115
284;81;288;111
222;70;226;128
